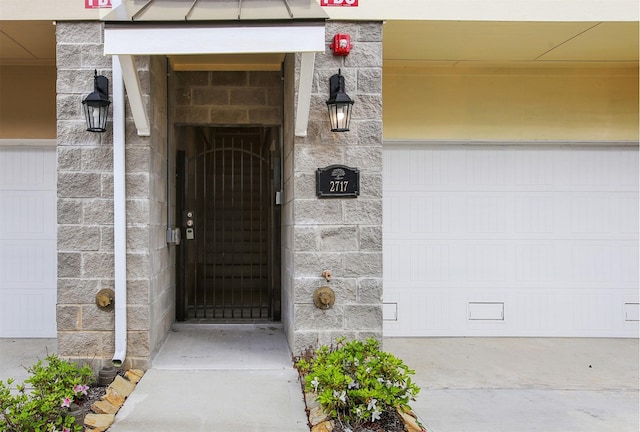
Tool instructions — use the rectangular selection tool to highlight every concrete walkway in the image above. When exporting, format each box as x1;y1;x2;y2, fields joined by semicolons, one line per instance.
108;324;308;432
1;333;638;431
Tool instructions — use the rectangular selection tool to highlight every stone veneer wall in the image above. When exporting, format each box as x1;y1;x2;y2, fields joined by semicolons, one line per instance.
172;70;282;126
282;54;296;347
56;22;171;369
56;20;380;363
148;56;173;362
285;22;384;354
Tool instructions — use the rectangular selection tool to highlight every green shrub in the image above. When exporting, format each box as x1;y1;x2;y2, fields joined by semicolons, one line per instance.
295;338;420;430
0;354;94;432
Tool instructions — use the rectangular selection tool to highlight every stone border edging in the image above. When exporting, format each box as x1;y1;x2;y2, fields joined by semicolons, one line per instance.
303;391;428;432
83;369;145;432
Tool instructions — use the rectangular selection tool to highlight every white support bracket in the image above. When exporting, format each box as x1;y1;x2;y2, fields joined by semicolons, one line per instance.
295;52;316;137
115;54;150;136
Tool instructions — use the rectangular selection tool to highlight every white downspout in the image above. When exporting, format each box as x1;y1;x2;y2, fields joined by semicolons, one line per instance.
112;54;127;367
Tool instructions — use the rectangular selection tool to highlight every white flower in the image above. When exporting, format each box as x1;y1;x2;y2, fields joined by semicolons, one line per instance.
367;398;378;411
385;380;392;388
311;377;320;392
353;358;360;366
333;390;347;403
347;378;360;389
371;408;382;422
377;377;385;384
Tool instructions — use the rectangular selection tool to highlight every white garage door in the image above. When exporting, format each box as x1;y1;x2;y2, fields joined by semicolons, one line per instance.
383;145;639;337
0;146;57;337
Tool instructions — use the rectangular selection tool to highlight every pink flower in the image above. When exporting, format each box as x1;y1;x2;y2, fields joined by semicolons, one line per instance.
74;384;89;395
63;428;71;432
61;397;72;408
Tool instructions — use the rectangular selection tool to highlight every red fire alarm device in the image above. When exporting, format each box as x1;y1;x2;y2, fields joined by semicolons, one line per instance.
330;34;352;56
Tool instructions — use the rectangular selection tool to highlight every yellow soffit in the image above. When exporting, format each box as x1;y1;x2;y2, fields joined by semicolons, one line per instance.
382;20;639;67
169;54;285;71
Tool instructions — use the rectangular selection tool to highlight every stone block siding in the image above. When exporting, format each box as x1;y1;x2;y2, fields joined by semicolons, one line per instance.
56;22;165;370
148;56;173;362
173;70;283;126
56;20;381;363
287;22;383;354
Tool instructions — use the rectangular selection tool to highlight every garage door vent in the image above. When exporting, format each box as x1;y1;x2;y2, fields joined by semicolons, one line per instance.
468;302;504;320
383;303;398;321
624;303;639;322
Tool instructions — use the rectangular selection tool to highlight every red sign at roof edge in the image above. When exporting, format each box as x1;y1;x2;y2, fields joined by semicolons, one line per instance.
85;1;358;10
321;0;359;6
85;0;112;9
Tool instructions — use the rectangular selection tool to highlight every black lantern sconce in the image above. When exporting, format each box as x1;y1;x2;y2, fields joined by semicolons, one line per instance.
326;69;354;132
82;70;111;133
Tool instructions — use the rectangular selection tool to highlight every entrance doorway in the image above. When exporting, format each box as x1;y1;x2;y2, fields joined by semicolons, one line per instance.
176;126;281;322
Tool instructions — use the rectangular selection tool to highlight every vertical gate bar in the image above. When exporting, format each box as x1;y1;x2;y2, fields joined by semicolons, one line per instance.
214;129;218;319
203;133;208;319
194;154;200;318
259;130;265;318
230;137;238;318
264;129;275;316
254;131;258;318
240;136;245;318
249;134;255;318
257;130;261;317
176;151;186;321
221;135;226;318
196;154;201;318
267;128;273;318
184;158;192;319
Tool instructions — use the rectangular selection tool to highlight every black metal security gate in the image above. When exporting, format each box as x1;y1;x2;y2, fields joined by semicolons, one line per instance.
177;126;281;321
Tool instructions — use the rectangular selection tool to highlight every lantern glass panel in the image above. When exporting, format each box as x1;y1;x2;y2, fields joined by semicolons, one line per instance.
83;101;110;133
328;101;353;132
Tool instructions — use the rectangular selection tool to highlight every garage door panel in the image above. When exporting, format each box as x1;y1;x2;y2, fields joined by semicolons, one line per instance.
384;147;639;192
386;239;638;289
0;147;56;338
0;148;56;190
387;193;635;240
571;243;636;283
384;288;632;337
0;291;56;337
619;196;639;233
0;240;56;289
0;191;56;239
384;145;639;337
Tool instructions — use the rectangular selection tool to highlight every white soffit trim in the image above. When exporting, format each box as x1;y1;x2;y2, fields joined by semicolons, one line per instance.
0;139;56;147
104;25;325;55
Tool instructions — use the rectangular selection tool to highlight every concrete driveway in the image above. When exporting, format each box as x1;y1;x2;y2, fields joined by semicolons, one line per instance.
385;337;639;432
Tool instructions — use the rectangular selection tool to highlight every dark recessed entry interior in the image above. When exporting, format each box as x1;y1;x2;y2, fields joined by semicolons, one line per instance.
176;126;281;322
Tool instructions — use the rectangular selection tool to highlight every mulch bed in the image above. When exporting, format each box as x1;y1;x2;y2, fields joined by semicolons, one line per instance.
330;410;408;432
70;385;107;425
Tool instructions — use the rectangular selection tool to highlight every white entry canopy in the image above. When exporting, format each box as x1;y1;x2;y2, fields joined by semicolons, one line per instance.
104;24;326;56
103;0;328;22
103;0;327;55
102;0;327;136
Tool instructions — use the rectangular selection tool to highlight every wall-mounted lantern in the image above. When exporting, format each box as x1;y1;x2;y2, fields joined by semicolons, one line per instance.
82;70;111;133
326;69;354;132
